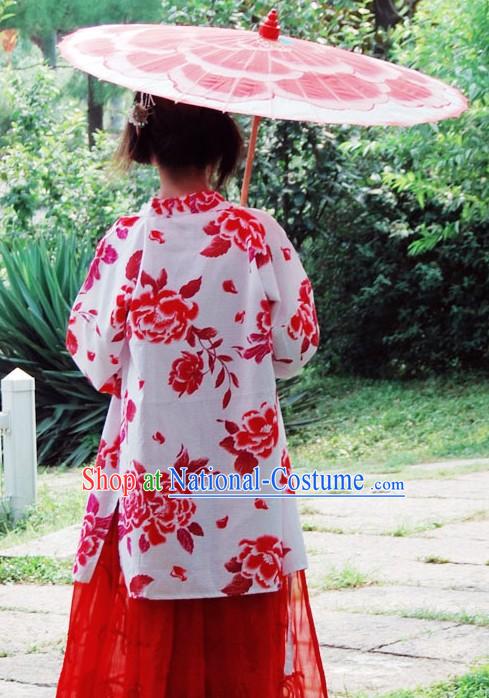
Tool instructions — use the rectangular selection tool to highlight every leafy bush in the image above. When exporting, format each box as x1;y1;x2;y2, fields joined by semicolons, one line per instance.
307;172;489;376
0;64;157;248
341;0;488;254
305;0;489;376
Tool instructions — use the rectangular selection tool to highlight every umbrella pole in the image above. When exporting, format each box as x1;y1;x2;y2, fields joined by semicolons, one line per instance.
240;115;262;206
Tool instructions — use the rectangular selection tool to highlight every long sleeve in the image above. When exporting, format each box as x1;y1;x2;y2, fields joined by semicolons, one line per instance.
250;208;320;380
65;216;143;396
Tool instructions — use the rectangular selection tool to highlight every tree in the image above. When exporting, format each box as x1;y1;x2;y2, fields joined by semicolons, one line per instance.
373;0;401;30
4;0;162;142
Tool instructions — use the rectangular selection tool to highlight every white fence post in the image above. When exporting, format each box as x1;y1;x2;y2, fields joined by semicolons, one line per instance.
0;368;37;521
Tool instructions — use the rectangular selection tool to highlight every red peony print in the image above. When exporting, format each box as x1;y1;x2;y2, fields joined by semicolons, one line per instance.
119;388;136;443
152;431;166;444
82;238;118;292
129;268;200;343
65;328;77;355
73;494;114;574
98;371;123;398
255;242;272;268
217;400;279;474
220;535;291;596
95;434;121;470
200;208;268;262
151;190;225;217
118;449;208;554
66;233;142;396
232;298;273;364
169;351;204;396
222;279;238;294
216;515;229;529
279;448;295;495
287;278;320;355
115;216;140;240
129;574;154;597
185;325;239;408
126;247;143;280
170;565;188;581
149;229;165;244
110;283;135;339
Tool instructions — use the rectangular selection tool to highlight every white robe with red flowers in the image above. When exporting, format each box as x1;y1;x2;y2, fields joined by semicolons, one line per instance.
66;189;320;599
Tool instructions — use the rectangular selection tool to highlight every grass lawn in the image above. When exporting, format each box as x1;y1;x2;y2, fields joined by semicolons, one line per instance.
288;372;489;475
0;554;72;584
0;467;86;549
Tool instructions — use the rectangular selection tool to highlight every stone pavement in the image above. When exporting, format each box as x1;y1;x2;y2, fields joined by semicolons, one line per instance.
0;461;488;697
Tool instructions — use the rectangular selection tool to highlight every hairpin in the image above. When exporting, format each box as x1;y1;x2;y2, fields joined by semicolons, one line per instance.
128;92;156;135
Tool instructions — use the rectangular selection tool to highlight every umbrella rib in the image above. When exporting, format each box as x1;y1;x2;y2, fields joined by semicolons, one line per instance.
283;73;323;123
220;44;268;113
184;55;236;111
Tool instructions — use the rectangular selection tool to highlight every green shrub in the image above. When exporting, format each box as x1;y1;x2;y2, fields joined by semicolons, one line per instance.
308;178;489;376
306;0;489;376
0;64;157;248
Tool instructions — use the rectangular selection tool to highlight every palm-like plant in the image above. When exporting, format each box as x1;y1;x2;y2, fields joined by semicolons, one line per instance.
0;232;110;467
277;373;323;432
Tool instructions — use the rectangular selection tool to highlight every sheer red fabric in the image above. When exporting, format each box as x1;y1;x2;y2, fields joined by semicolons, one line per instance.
56;506;328;698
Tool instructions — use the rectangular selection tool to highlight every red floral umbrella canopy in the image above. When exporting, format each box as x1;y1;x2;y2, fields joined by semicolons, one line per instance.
58;12;467;127
58;10;468;204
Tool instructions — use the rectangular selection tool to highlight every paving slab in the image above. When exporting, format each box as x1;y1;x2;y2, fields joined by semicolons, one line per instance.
311;609;457;652
310;584;489;618
397;458;489;475
0;610;67;656
304;528;489;565
0;680;54;698
299;470;488;535
400;470;489;498
306;550;489;593
0;525;80;559
416;519;489;542
300;496;487;536
0;585;72;615
373;623;489;664
320;646;471;697
0;652;61;690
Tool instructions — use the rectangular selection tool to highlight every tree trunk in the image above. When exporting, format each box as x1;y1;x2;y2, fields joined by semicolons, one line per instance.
373;0;402;29
406;0;422;17
87;74;104;148
31;31;57;67
109;92;125;132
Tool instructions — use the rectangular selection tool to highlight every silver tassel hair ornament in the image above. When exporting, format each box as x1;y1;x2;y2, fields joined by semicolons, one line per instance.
128;92;156;135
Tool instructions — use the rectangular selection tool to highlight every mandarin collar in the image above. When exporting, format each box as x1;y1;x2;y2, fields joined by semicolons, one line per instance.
149;189;226;217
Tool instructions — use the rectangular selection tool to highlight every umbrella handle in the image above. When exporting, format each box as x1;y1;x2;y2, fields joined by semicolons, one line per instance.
240;115;262;207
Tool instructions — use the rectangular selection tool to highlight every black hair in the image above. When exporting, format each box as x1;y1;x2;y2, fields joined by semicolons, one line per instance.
113;92;245;189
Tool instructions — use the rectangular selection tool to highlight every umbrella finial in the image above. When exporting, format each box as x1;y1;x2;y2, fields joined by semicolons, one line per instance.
259;8;280;41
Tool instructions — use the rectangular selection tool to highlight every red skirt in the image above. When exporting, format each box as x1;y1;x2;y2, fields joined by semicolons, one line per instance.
56;506;328;698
